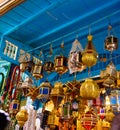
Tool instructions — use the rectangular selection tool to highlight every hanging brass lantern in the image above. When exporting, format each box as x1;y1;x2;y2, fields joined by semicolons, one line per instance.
9;100;20;115
44;61;54;73
32;62;43;80
80;78;100;100
20;77;33;96
54;55;68;75
37;81;52;103
81;108;98;130
16;108;28;127
26;60;34;73
106;109;115;123
47;110;59;130
50;82;64;109
82;35;98;68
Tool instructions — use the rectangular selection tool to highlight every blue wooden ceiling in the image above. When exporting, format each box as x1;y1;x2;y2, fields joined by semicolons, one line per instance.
0;0;120;57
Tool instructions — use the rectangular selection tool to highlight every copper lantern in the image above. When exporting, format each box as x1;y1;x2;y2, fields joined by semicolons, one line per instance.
80;78;99;100
82;35;98;68
32;62;43;80
44;61;54;73
54;56;68;75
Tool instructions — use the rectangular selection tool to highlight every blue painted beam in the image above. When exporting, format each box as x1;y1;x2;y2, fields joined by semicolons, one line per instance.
3;0;68;36
26;1;120;45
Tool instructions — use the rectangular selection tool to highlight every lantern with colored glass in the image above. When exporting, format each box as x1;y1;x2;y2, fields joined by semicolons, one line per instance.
109;90;120;112
50;82;64;111
9;99;20;115
32;61;43;80
37;81;52;103
80;78;100;100
104;25;118;52
81;109;98;130
82;34;98;70
44;61;54;73
16;108;28;128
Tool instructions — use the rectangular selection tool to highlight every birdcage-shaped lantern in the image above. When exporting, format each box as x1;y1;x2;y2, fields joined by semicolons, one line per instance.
81;109;98;130
80;78;100;100
50;82;64;109
37;81;52;103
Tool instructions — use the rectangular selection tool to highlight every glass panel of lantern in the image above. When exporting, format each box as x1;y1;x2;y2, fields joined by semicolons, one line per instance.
32;60;43;80
37;81;52;103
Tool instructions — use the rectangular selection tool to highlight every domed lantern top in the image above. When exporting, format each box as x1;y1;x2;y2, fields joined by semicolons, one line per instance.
80;78;100;100
82;35;98;68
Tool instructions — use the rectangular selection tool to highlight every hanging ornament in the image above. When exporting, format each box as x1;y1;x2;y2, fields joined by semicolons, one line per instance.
16;108;28;127
32;60;43;80
50;82;64;109
101;62;117;88
109;90;120;112
47;110;59;130
18;77;33;96
104;25;118;52
82;34;98;69
106;109;115;123
81;108;98;130
68;38;86;74
80;78;100;100
44;44;54;73
37;81;52;103
54;41;68;75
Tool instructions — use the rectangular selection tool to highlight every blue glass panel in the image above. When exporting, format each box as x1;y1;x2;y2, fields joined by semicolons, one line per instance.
110;96;117;105
118;96;120;105
43;88;48;94
13;104;17;109
39;88;43;94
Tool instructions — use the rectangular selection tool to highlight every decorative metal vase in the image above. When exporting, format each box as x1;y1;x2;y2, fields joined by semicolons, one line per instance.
32;63;43;80
82;35;98;68
104;36;118;52
54;56;68;75
80;78;100;100
16;108;28;127
37;81;52;103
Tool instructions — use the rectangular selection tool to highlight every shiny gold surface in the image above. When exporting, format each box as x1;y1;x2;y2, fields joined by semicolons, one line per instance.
80;78;100;100
16;109;28;127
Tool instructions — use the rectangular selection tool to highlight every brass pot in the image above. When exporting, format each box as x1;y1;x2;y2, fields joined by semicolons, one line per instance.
80;78;99;100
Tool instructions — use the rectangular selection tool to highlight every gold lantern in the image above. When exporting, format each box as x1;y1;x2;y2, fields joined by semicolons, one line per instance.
47;110;59;130
44;61;54;73
105;109;115;123
80;78;100;100
54;55;68;75
20;62;27;72
37;81;52;103
16;108;28;127
82;35;98;68
50;82;64;109
102;121;111;130
32;62;43;80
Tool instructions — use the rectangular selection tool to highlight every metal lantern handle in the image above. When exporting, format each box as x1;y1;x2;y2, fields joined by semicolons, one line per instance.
9;66;20;98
